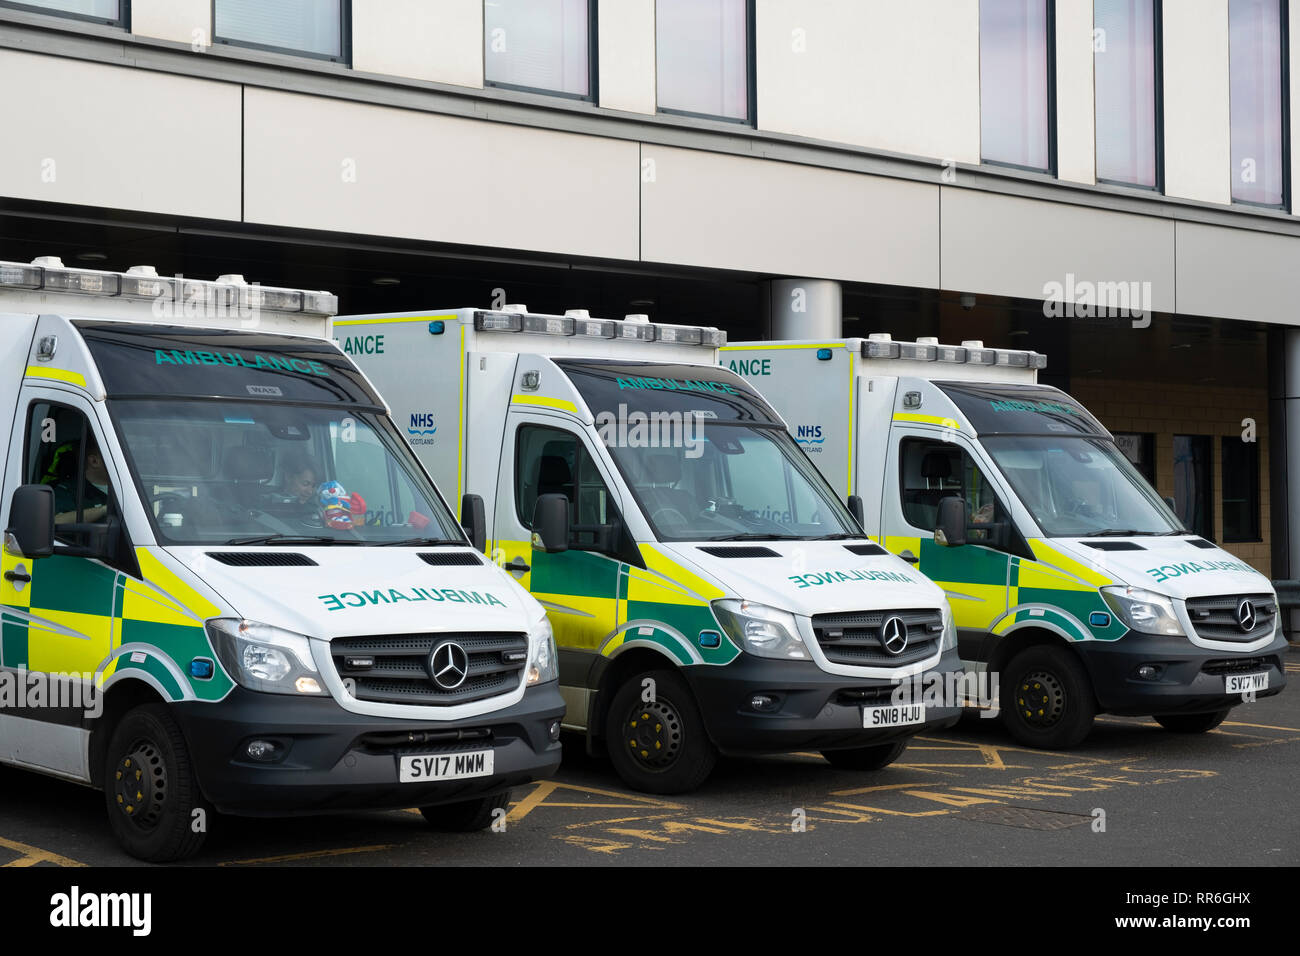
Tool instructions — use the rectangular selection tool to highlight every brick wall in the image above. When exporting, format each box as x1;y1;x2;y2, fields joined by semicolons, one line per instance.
1068;378;1270;577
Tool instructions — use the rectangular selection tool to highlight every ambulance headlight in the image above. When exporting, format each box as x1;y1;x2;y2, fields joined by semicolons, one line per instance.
207;619;327;695
712;600;808;660
1100;587;1185;637
527;614;558;686
940;605;958;651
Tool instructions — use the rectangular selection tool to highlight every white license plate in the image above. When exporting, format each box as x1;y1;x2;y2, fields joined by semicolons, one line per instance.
863;703;926;729
1225;672;1269;694
399;750;494;783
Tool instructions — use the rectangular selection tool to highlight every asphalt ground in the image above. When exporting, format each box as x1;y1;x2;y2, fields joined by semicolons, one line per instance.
1;645;1296;868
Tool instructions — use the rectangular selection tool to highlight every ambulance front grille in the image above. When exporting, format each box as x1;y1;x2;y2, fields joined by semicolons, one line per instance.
1184;593;1276;643
331;632;528;706
810;609;943;667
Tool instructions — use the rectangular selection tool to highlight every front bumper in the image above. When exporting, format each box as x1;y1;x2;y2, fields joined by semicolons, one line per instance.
1079;631;1288;716
685;647;963;755
173;682;566;816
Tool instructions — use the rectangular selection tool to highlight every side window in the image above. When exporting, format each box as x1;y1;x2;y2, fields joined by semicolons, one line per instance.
516;425;616;551
24;402;118;539
900;439;1009;542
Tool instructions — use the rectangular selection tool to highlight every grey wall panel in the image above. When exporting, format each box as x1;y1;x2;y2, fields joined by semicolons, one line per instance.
1176;222;1300;326
0;50;240;220
639;145;939;285
243;88;640;261
941;188;1176;312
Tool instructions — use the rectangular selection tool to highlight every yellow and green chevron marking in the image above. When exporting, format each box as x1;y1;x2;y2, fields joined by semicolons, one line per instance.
1;547;233;702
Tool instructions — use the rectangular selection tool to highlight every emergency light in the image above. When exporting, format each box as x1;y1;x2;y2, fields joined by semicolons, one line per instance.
471;308;726;347
863;333;1046;370
0;257;338;316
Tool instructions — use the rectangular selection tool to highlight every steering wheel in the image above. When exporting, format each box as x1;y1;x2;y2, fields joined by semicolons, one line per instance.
1060;495;1094;518
149;491;189;514
650;507;690;528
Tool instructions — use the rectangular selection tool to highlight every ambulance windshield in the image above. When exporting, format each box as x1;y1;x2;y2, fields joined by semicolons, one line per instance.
110;400;465;546
984;435;1184;538
603;422;862;542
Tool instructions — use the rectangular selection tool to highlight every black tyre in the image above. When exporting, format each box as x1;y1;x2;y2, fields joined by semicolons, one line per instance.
1000;645;1097;749
605;668;716;794
1155;710;1230;734
419;791;511;831
820;740;907;770
103;703;209;862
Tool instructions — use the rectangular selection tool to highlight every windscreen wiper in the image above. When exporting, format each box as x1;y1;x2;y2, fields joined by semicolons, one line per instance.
1082;529;1159;537
224;534;359;546
375;537;466;547
813;532;869;540
708;533;805;541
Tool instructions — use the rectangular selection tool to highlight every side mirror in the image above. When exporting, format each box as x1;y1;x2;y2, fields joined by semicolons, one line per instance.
6;485;55;559
847;495;865;529
935;496;967;548
532;494;570;554
460;493;487;553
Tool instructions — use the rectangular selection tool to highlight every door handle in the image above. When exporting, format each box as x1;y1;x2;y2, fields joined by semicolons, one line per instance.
504;557;530;574
4;568;31;583
899;550;919;564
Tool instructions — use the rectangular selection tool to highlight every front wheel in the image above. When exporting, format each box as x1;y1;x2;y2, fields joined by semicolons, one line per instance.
419;792;511;831
1155;710;1230;734
103;704;209;862
821;740;907;771
605;668;716;794
1000;645;1097;750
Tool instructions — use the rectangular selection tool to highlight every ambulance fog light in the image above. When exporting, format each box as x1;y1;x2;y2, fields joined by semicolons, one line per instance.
1136;664;1163;681
244;739;284;763
749;694;780;712
549;720;562;741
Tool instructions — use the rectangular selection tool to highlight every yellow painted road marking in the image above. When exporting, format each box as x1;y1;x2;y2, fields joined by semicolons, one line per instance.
218;844;397;866
1221;720;1300;733
506;780;683;824
0;836;86;867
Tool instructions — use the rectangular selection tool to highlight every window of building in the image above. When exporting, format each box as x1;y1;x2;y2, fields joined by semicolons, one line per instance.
1173;434;1214;539
1094;0;1161;188
1229;0;1288;206
1221;436;1261;541
214;0;348;62
0;0;122;24
1112;432;1156;485
980;0;1055;172
655;0;752;123
484;0;593;100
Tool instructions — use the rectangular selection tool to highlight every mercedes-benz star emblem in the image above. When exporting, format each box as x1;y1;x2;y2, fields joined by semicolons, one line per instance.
1237;600;1257;633
879;616;909;655
429;640;469;690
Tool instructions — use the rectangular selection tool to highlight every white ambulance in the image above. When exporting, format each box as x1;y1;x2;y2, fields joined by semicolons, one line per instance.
342;306;963;794
723;335;1286;748
0;258;564;861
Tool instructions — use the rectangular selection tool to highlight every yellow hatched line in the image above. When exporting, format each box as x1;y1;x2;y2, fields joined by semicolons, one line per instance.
219;844;398;866
0;836;86;867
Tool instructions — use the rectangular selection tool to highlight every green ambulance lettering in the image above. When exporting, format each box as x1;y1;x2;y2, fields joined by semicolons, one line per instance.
789;568;913;587
317;587;505;610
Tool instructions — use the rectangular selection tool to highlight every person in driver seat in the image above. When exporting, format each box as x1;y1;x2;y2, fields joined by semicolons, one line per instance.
44;437;110;526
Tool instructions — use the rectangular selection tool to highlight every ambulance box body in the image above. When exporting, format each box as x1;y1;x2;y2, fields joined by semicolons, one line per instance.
723;335;1286;748
0;260;563;861
344;307;963;794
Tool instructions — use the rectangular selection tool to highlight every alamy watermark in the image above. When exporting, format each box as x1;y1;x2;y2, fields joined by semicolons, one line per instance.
595;404;709;459
0;670;102;719
1042;273;1153;328
890;668;1000;717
